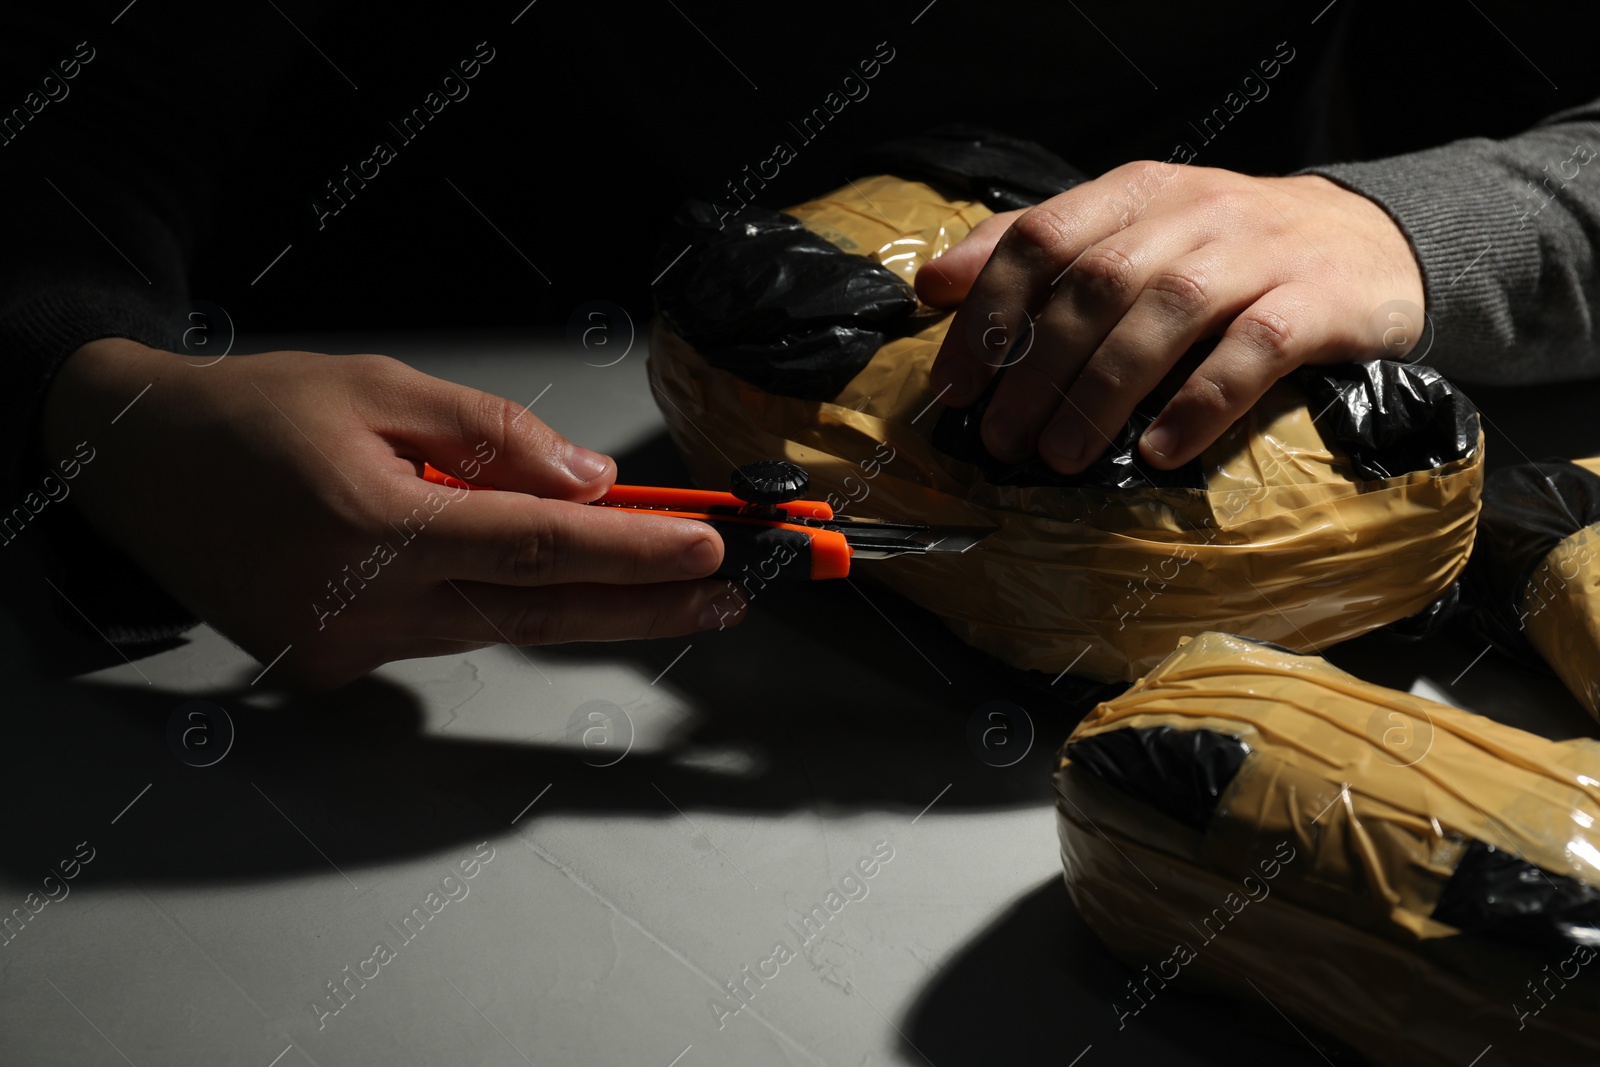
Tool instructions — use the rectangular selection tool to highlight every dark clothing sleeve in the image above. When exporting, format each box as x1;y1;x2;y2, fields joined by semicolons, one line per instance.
1304;98;1600;385
0;11;311;644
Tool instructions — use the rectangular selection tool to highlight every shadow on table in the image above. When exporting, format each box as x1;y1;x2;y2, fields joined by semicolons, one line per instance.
7;400;1594;1067
0;437;1096;888
4;385;1592;1063
901;877;1339;1067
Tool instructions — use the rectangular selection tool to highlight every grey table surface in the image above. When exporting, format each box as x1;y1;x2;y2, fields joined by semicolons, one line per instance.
1;331;1595;1067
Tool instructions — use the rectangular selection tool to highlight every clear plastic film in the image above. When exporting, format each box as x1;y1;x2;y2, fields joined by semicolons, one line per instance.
1055;631;1600;1066
650;163;1485;684
783;173;992;287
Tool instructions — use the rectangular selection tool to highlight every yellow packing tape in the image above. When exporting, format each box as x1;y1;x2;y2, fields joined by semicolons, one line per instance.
1056;631;1600;1065
650;177;1484;682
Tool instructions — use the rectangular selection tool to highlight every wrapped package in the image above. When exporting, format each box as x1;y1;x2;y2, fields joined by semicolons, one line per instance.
651;130;1485;683
1055;630;1600;1066
1465;457;1600;718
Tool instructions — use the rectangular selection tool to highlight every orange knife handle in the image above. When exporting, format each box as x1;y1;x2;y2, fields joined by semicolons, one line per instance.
601;484;834;520
422;463;490;490
705;521;851;581
419;466;846;578
419;469;838;528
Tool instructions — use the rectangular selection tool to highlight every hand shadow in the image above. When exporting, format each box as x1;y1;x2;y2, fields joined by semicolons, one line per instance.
0;461;1092;887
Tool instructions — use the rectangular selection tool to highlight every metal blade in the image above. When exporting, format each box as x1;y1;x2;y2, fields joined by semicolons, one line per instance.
811;515;996;560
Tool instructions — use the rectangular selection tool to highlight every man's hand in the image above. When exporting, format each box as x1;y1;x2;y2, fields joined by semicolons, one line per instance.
42;340;742;687
918;163;1426;472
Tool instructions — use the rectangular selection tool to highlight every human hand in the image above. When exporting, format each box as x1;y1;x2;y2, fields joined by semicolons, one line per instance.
42;340;740;687
917;163;1426;472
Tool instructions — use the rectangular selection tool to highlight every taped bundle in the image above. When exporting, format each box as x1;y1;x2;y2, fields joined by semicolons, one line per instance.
1055;631;1600;1066
1466;456;1600;718
651;130;1485;683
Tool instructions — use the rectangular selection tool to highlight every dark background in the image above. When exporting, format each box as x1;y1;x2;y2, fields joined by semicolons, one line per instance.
6;1;1600;334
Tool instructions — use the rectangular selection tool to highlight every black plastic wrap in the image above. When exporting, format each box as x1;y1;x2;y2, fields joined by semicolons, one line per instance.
653;127;1083;402
932;358;1479;490
1464;459;1600;660
1432;841;1600;950
1297;360;1479;481
655;128;1479;486
930;368;1205;490
650;131;1486;687
653;200;917;400
1056;631;1600;1066
1066;725;1251;831
1375;583;1463;643
852;124;1087;212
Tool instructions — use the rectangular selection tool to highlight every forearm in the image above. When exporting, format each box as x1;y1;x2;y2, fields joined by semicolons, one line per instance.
1303;98;1600;385
0;7;333;497
0;10;323;642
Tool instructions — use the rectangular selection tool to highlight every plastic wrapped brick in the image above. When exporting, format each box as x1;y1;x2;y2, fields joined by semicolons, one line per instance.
1465;457;1600;718
650;131;1485;683
1055;631;1600;1066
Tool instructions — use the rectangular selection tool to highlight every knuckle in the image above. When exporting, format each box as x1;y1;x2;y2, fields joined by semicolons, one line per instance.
1074;357;1129;399
1146;266;1213;321
463;389;511;447
501;519;560;584
350;352;407;381
1129;159;1165;181
347;353;419;412
491;391;562;467
1234;308;1297;363
1179;372;1237;421
1100;160;1182;227
1118;159;1170;191
1008;205;1078;266
1193;183;1237;214
1070;245;1139;303
492;394;526;457
1106;159;1160;184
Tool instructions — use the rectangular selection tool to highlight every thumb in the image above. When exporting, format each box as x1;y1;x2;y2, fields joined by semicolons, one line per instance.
914;210;1025;307
388;368;616;502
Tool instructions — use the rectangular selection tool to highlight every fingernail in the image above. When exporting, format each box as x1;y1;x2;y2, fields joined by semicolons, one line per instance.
562;444;611;483
699;590;747;630
932;359;974;404
1041;421;1086;471
1143;423;1179;460
983;410;1026;461
681;537;720;577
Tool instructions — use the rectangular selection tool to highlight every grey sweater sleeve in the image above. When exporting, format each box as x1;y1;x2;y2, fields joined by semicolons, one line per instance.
1304;98;1600;385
